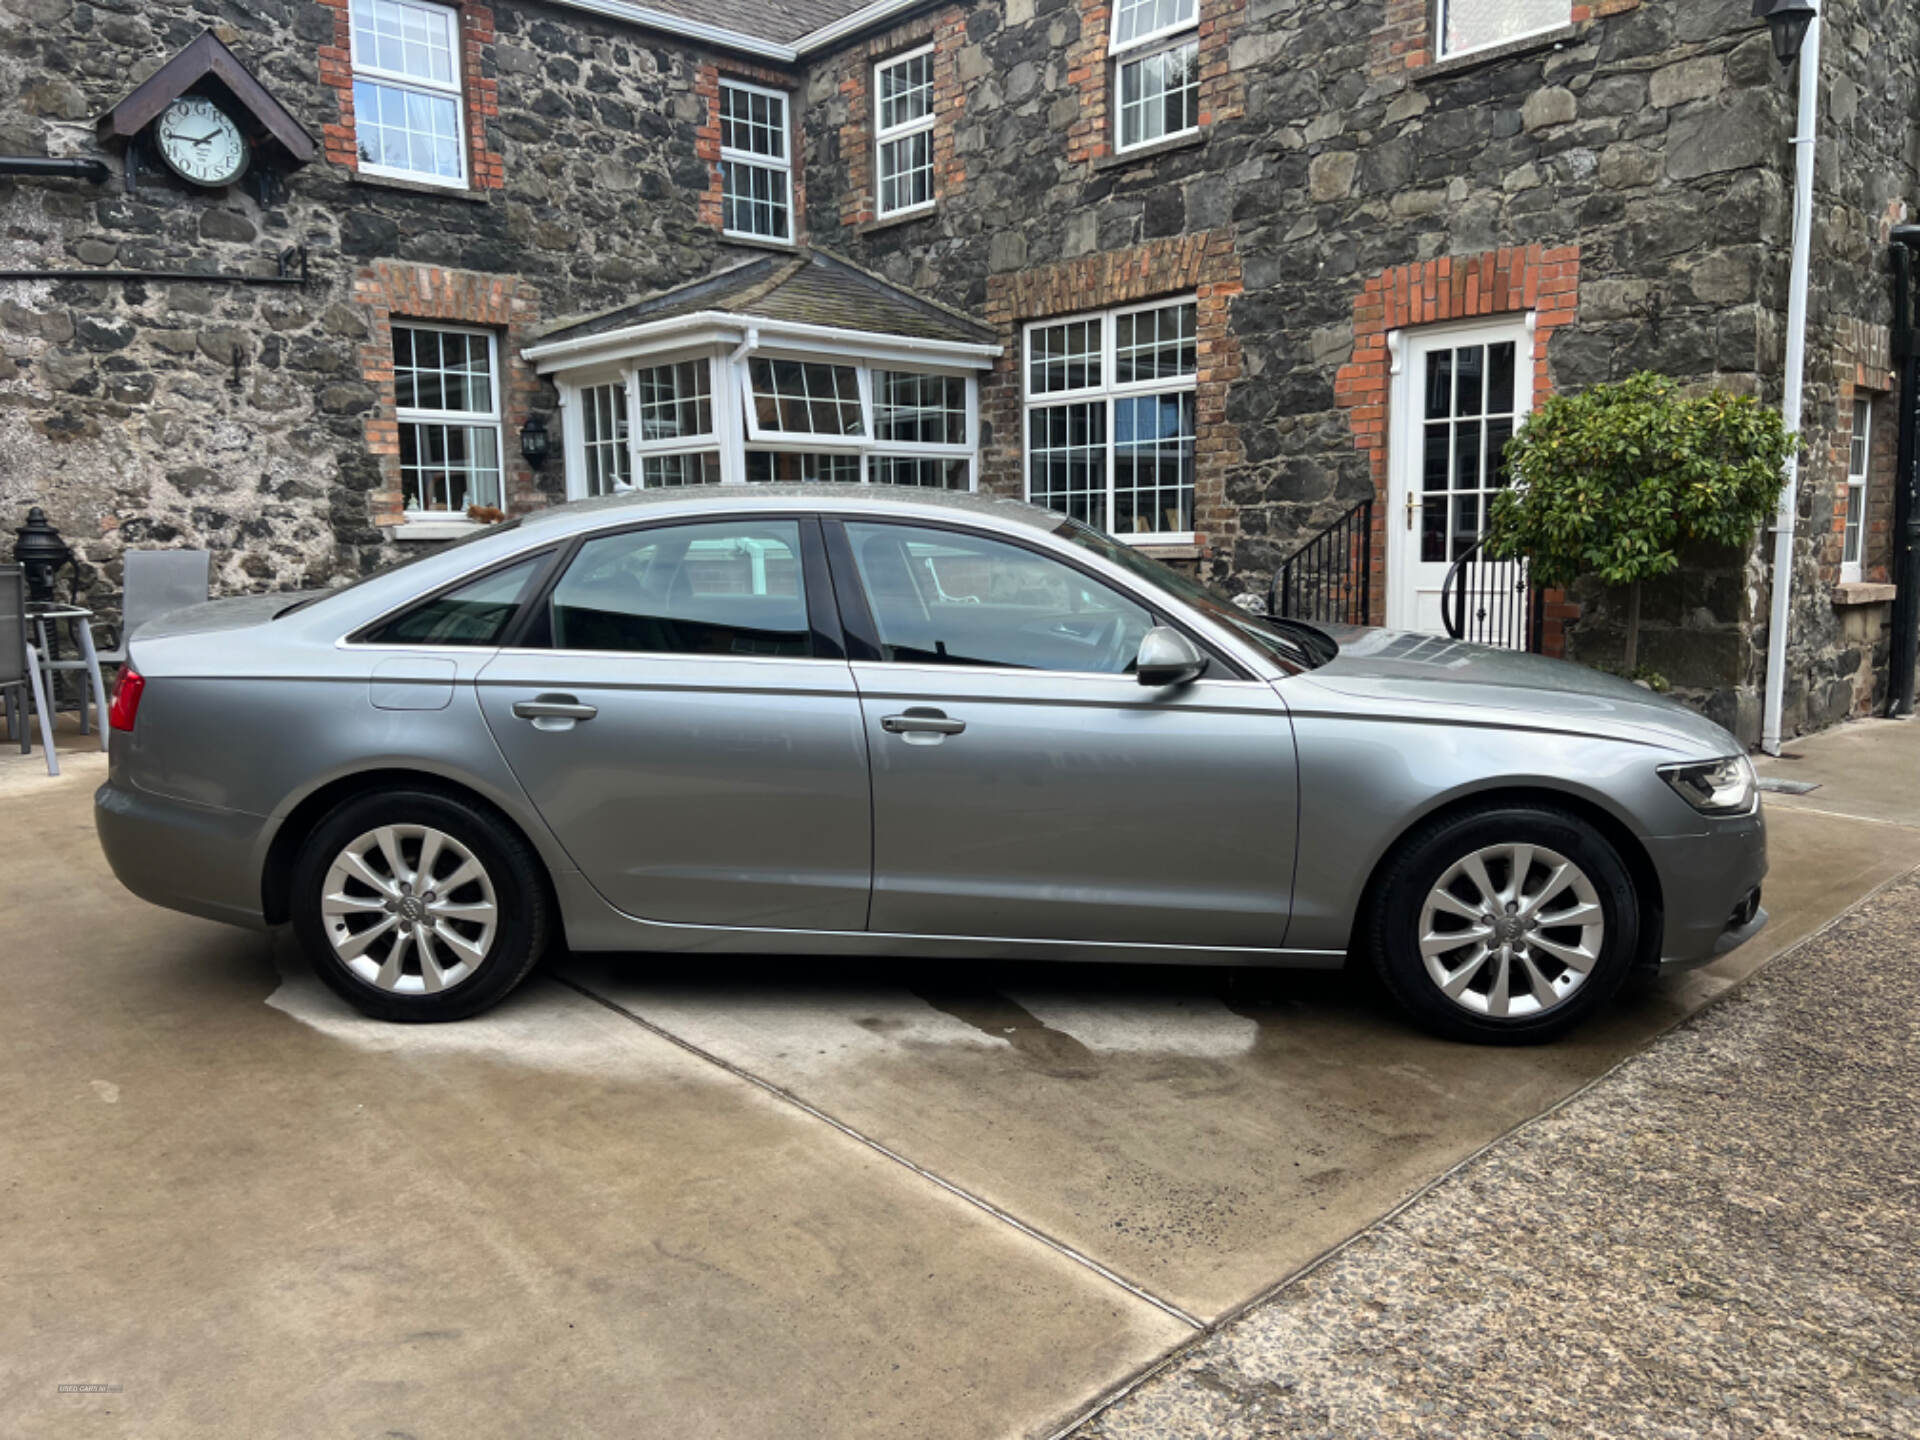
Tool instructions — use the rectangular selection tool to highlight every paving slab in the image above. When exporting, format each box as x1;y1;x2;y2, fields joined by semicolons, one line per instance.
557;798;1918;1323
1757;715;1920;830
0;777;1187;1440
1071;869;1920;1440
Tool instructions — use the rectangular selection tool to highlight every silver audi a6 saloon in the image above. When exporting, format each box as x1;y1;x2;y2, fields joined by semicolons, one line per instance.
96;486;1767;1043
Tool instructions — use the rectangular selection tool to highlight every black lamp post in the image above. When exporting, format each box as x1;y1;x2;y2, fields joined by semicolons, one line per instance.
520;413;551;470
1751;0;1817;66
12;506;75;605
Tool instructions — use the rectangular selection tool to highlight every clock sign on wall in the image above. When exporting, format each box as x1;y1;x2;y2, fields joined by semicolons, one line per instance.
154;95;251;188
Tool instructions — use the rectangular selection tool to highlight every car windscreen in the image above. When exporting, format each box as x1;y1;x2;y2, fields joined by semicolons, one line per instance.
1057;519;1336;671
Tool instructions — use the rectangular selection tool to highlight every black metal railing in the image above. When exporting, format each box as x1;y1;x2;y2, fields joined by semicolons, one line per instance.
1440;536;1544;651
1271;499;1372;627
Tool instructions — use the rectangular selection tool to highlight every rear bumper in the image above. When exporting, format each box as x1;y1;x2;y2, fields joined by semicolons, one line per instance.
1645;810;1769;970
94;781;268;930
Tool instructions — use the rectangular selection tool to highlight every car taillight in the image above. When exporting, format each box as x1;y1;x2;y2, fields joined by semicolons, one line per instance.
109;667;145;732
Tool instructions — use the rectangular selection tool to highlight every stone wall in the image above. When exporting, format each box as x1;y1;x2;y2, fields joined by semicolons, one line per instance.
0;0;789;615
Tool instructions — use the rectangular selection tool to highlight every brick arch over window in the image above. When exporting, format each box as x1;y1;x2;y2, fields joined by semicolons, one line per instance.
1334;244;1580;646
352;262;544;531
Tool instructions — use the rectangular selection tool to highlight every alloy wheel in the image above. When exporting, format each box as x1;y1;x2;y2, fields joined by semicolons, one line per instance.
1417;842;1605;1020
320;824;499;995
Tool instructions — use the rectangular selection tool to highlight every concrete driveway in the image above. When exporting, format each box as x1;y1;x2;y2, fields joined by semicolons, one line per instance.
5;718;1916;1438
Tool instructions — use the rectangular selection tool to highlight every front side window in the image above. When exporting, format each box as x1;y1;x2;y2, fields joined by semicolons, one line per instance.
1436;0;1569;58
1111;0;1198;153
875;48;935;217
846;522;1153;673
361;554;544;646
579;383;630;497
719;82;792;242
350;0;467;186
549;520;810;656
1843;396;1872;581
633;360;721;489
1024;299;1197;538
394;326;501;514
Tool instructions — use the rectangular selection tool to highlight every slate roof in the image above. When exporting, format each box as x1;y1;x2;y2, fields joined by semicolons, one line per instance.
536;250;997;348
626;0;869;44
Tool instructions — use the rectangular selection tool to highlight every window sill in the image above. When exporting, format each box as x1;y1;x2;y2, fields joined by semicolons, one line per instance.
720;232;799;254
348;169;491;204
1122;537;1198;558
1093;129;1208;172
1833;580;1897;607
392;519;487;542
857;203;937;235
1412;22;1582;82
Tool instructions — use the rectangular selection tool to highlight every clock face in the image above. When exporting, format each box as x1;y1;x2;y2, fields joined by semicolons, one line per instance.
155;96;250;188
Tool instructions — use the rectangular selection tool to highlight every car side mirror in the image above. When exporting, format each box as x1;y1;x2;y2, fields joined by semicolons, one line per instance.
1135;626;1209;687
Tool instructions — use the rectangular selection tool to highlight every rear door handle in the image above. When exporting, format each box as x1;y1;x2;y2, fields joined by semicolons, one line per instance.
882;708;965;736
513;694;598;724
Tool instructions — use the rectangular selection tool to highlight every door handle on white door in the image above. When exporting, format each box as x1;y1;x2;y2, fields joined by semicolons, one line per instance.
513;694;598;727
881;708;965;737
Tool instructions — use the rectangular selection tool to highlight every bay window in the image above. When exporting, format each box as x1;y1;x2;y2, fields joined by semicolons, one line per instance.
559;351;976;496
1025;299;1197;539
1111;0;1199;152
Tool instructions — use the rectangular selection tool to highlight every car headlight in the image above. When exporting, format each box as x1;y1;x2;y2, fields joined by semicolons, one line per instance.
1659;754;1758;816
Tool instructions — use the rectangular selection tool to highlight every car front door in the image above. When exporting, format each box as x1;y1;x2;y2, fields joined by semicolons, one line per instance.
828;518;1299;949
477;515;871;931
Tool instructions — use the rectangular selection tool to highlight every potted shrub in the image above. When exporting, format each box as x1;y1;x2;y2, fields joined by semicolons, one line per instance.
1485;371;1795;679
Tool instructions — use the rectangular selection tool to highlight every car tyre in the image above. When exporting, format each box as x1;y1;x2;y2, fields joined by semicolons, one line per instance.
1366;804;1640;1045
290;787;551;1022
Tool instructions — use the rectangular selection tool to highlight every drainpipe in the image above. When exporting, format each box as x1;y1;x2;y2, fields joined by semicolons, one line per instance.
1888;227;1920;715
0;156;111;184
1760;2;1822;755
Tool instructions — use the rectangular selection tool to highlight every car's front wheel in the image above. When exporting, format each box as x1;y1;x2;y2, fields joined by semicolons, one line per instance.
1367;804;1640;1044
290;788;550;1022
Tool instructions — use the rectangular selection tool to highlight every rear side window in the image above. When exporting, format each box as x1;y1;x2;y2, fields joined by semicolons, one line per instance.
547;519;811;657
360;554;545;646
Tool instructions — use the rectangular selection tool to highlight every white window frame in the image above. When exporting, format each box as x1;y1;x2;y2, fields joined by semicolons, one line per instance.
394;323;503;517
719;79;794;244
874;44;937;219
1433;0;1572;62
559;350;976;495
1021;297;1199;543
1842;395;1872;583
348;0;469;189
1110;0;1200;155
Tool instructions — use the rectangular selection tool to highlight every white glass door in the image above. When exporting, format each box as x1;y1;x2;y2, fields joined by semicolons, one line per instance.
1387;321;1531;636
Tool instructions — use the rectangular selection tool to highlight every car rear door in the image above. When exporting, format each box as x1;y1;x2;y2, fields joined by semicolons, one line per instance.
827;517;1299;949
477;514;871;932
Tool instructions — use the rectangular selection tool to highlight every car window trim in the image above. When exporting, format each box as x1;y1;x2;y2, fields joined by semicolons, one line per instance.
345;544;563;649
819;514;1251;680
499;510;844;661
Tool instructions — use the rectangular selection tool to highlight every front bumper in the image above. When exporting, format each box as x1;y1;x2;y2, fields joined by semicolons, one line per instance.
1644;808;1769;970
95;781;269;930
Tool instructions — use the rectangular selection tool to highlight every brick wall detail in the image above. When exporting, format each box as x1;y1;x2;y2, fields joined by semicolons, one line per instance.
1066;0;1245;168
834;9;968;228
696;60;808;240
352;263;542;527
1370;0;1639;79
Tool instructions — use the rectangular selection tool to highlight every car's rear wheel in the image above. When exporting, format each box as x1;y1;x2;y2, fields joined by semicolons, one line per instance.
1367;805;1639;1044
290;788;550;1021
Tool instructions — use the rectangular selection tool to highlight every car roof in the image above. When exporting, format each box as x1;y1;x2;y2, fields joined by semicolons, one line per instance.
509;483;1068;540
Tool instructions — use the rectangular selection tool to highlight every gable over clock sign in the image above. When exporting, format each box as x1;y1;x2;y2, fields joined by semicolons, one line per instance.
98;30;316;202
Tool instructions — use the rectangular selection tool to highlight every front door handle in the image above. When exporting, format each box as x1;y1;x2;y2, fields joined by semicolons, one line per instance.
882;708;965;737
513;694;598;725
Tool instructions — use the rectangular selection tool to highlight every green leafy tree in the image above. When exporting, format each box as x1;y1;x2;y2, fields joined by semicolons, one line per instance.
1485;371;1795;674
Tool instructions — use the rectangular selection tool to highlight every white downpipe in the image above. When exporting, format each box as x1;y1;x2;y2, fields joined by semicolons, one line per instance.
1761;5;1822;756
